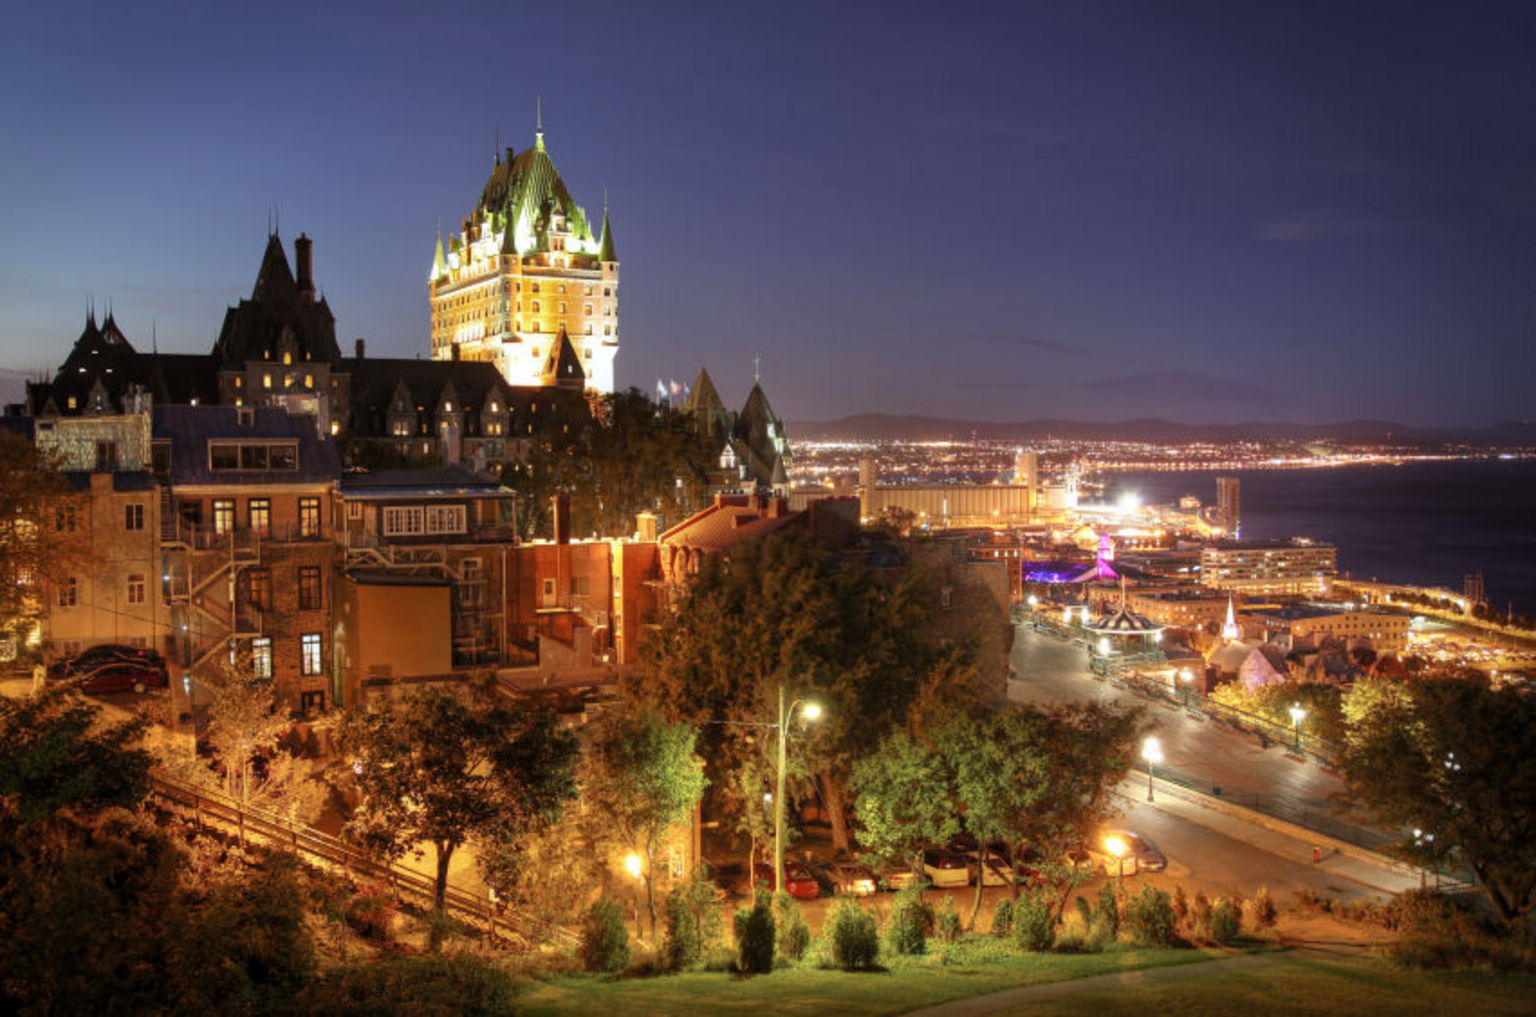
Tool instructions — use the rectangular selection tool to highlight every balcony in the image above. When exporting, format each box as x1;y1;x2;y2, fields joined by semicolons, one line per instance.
164;519;326;550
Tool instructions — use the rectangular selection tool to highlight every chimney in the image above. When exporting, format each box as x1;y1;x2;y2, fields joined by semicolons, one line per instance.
635;511;657;543
295;233;315;301
451;343;461;361
552;491;570;545
354;337;365;360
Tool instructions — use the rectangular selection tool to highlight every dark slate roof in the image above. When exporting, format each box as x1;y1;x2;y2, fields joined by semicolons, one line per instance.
339;465;508;498
541;328;585;388
152;404;339;485
28;315;219;416
211;234;340;367
339;356;588;440
476;133;596;257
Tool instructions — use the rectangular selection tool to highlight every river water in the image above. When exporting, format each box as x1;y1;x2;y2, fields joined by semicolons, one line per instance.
1093;459;1536;615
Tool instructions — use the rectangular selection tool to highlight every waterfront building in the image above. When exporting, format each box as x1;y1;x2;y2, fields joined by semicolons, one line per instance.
1243;604;1410;654
427;119;618;392
1216;475;1240;535
1200;538;1336;596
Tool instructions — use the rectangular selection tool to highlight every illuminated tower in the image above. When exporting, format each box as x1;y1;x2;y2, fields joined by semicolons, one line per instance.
1222;594;1240;642
1216;475;1240;537
428;113;618;392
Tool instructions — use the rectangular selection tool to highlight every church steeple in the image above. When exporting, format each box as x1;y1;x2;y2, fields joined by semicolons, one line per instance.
430;227;447;282
534;96;545;153
598;202;617;262
1222;594;1240;642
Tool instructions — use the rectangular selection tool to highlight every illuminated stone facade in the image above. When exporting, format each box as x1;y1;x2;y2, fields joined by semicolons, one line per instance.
428;123;618;392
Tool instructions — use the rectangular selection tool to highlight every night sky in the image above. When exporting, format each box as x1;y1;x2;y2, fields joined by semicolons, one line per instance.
3;1;1534;427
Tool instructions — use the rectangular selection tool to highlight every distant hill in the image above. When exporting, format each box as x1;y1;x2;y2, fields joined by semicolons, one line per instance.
789;413;1536;445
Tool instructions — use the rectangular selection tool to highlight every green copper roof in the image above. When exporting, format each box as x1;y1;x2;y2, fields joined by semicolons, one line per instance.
430;231;447;281
599;207;616;261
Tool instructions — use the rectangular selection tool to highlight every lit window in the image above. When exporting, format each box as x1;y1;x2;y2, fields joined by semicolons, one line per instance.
252;637;273;679
298;497;320;538
301;633;322;675
213;500;235;534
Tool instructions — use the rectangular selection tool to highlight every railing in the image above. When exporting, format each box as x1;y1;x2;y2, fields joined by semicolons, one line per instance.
145;774;577;950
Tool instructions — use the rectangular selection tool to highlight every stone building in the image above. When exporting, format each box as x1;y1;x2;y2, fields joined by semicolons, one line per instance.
428;118;619;392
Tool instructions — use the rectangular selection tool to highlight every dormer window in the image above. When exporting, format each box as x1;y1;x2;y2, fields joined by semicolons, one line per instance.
444;401;453;412
282;351;292;365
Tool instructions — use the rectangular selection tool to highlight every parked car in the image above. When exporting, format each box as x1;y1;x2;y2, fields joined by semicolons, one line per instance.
961;841;1032;887
73;659;168;695
921;847;971;888
752;860;820;900
1068;830;1167;876
879;860;921;892
57;643;165;682
821;859;878;896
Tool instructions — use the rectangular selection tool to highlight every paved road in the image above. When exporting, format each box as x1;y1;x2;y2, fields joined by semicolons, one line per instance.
1009;623;1352;816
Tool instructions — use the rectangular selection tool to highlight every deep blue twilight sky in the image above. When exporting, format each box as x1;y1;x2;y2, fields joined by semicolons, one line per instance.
3;1;1534;426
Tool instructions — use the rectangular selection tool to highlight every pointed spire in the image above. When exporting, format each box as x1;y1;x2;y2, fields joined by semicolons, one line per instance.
534;95;545;152
431;224;448;282
495;124;501;165
598;199;617;262
1222;594;1240;642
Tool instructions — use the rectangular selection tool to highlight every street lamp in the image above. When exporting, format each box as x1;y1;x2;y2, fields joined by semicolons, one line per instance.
624;853;645;937
1178;668;1194;707
774;685;821;897
1103;835;1131;878
1288;702;1306;751
1141;736;1163;802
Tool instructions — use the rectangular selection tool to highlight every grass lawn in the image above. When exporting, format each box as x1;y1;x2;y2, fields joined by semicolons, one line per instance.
989;951;1536;1016
516;940;1232;1017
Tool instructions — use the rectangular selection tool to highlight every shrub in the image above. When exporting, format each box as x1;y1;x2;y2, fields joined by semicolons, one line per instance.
1171;884;1190;927
990;898;1014;937
886;883;931;956
1013;891;1055;952
344;885;396;942
298;955;518;1016
826;897;880;970
662;886;700;971
773;892;810;963
1251;887;1277;931
579;896;630;974
1096;880;1120;939
1292;888;1333;915
1210;897;1241;944
1053;931;1089;953
733;890;776;974
1084;915;1115;952
1073;896;1092;931
1190;890;1214;940
934;895;962;945
1123;885;1177;947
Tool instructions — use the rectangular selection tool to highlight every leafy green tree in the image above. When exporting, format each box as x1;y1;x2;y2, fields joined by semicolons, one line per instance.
0;689;152;826
584;710;706;937
637;529;961;852
503;388;716;540
1341;674;1536;924
333;687;579;929
851;728;960;879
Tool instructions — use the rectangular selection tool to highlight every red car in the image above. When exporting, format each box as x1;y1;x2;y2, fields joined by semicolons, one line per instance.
70;658;168;695
753;860;820;900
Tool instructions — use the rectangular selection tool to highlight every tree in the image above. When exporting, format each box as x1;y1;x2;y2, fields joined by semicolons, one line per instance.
1341;675;1536;924
159;659;322;828
502;389;716;540
0;432;83;663
851;728;960;879
583;710;706;937
333;687;579;932
0;688;152;826
635;529;965;852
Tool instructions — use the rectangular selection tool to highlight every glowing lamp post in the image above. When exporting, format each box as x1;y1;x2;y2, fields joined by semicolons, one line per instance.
1178;668;1194;708
1288;703;1306;752
1141;736;1163;802
774;689;821;896
624;853;645;937
1103;835;1131;878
